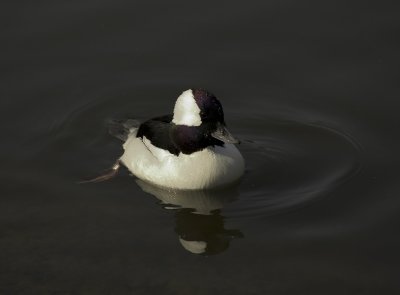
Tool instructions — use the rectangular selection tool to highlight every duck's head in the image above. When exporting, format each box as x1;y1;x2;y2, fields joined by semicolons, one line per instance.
172;88;239;144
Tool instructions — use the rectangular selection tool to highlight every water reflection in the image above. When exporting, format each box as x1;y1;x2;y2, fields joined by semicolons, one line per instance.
136;180;243;255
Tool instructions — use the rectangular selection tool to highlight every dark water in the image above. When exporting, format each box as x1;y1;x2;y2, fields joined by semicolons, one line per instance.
2;1;400;294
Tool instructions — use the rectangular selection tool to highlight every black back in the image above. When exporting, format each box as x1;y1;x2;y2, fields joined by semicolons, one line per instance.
136;114;224;156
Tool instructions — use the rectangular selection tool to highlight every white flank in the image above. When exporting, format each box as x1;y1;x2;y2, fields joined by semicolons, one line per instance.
120;134;245;190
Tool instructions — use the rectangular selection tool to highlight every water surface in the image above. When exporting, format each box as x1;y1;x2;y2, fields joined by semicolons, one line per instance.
1;1;400;294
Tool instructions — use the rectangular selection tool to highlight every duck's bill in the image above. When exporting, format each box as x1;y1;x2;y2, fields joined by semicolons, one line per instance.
211;123;240;144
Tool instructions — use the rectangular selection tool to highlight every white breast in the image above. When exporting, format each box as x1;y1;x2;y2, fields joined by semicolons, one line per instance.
120;134;245;190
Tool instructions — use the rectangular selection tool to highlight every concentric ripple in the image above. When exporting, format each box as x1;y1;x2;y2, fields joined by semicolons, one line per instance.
34;96;361;221
223;117;361;219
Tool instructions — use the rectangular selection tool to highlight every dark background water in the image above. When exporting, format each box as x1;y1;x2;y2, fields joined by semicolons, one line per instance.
1;1;400;294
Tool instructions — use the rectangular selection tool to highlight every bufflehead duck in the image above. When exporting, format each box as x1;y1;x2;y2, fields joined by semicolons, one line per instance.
106;89;245;189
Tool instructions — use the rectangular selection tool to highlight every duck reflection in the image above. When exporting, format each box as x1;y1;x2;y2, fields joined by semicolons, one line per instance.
136;180;243;255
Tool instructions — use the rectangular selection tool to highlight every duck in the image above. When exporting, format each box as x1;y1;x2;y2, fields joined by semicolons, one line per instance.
101;88;245;190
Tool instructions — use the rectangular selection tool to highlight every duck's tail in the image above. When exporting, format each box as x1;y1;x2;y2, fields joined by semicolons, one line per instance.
108;119;140;141
79;160;121;184
79;118;141;184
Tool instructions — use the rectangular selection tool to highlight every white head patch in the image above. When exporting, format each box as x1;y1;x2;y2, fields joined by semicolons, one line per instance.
172;89;202;126
179;238;207;254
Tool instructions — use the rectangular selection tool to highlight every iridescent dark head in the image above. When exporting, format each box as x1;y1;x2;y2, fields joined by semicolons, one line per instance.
172;88;223;126
191;88;225;125
172;89;239;144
